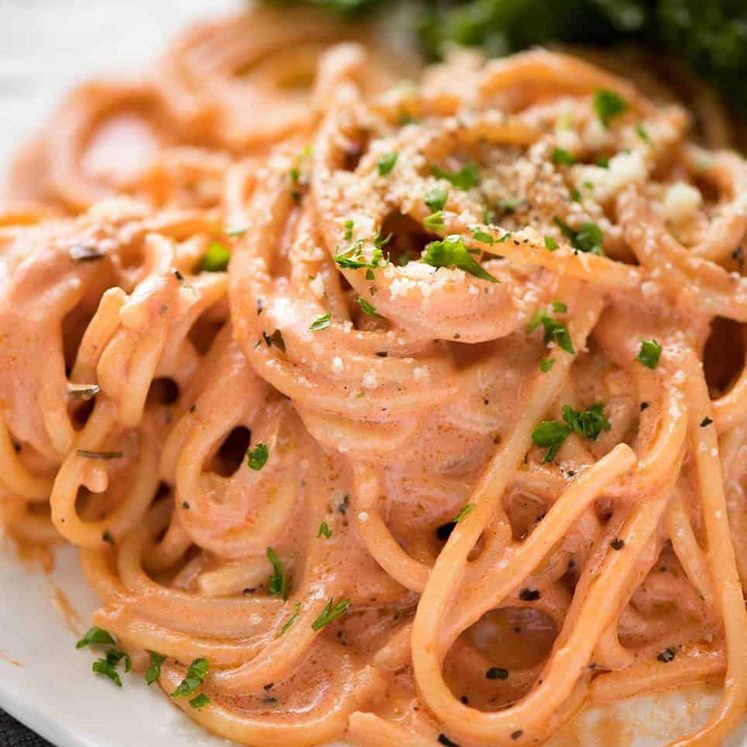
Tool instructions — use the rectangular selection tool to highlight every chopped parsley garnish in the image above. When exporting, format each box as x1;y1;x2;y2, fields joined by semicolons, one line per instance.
498;197;525;213
422;235;498;283
540;357;555;372
356;297;381;317
246;442;269;471
636;339;662;369
425;185;448;212
700;417;713;427
470;226;494;244
454;503;475;522
657;647;676;663
309;313;331;332
146;651;166;685
311;598;351;630
266;547;287;599
334;241;383;279
593;89;627;127
76;449;123;460
189;694;210;709
596;154;610;168
377;152;398;176
431;161;479;190
551;300;567;312
343;219;354;240
552;147;576;166
531;403;610;462
531;411;584;459
544;236;559;251
423;211;445;231
486;666;509;680
171;658;209;698
278;602;302;637
527;309;574;355
635;123;651;143
553;217;605;255
374;232;392;251
77;627;116;649
198;242;231;272
561;403;611;440
67;383;100;400
317;521;333;539
570;187;581;202
92;648;131;688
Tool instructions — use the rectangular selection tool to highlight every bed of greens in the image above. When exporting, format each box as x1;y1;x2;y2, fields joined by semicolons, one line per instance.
266;0;747;114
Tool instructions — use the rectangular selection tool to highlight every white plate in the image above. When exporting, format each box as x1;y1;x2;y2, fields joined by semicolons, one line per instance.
0;1;745;745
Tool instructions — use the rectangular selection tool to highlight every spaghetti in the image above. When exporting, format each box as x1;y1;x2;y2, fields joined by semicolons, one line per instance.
1;6;747;746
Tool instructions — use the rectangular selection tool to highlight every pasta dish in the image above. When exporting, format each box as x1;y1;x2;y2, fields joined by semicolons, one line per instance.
2;6;747;746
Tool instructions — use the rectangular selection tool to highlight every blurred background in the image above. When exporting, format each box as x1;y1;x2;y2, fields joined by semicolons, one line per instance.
0;0;236;178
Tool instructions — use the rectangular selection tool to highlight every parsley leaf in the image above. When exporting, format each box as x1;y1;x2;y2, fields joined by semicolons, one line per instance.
356;297;381;317
540;357;555;372
544;236;559;251
76;627;117;649
92;655;123;688
498;197;526;213
246;442;269;471
377;152;398;176
562;403;611;440
454;503;475;522
552;147;577;166
146;651;166;686
318;521;333;539
636;339;662;369
527;309;574;354
553;217;605;255
532;403;611;462
431;162;479;190
423;211;445;231
425;185;448;212
171;658;209;698
343;220;354;240
310;313;331;332
278;602;302;637
334;241;383;277
266;547;288;599
593;89;627;126
198;242;231;272
422;235;498;283
190;694;211;709
532;420;572;462
470;226;494;244
311;598;351;630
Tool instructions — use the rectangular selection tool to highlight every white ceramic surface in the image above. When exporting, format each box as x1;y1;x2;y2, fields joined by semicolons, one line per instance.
0;2;745;746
